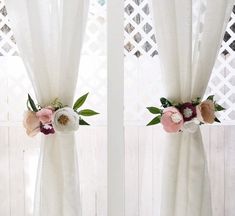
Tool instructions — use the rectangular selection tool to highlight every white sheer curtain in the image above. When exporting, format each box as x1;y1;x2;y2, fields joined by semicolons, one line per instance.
151;0;234;216
5;1;89;216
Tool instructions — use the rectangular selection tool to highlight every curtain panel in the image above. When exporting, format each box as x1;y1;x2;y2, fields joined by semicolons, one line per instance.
6;0;89;216
151;0;234;216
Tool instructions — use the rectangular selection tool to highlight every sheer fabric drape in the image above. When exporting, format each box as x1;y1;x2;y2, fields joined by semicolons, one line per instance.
151;0;234;216
6;1;89;215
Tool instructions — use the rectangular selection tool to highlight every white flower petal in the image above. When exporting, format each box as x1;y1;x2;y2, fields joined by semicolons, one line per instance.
183;119;199;133
171;113;183;123
53;107;79;133
183;107;193;118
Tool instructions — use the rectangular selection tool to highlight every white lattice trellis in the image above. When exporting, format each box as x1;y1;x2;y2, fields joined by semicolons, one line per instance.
124;0;158;57
0;0;17;56
124;0;235;124
0;0;235;124
206;7;235;123
0;0;107;125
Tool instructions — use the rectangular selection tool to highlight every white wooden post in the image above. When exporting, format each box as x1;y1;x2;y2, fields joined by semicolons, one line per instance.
107;0;125;215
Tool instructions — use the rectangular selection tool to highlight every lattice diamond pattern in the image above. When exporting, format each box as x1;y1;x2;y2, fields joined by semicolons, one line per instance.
77;0;107;124
205;6;235;123
124;0;235;124
0;0;18;56
82;0;106;56
0;0;107;124
1;0;235;124
124;0;158;58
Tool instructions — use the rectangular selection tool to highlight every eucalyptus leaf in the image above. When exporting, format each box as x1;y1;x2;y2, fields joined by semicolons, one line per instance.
78;109;99;116
215;104;225;111
79;118;90;126
26;100;32;111
160;97;172;108
147;107;162;114
147;115;161;126
28;94;38;112
207;95;214;101
73;93;89;110
214;117;221;123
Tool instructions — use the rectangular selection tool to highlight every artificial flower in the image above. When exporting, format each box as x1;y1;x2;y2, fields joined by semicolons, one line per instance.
52;107;79;133
196;100;215;124
40;123;55;135
180;102;197;121
161;107;184;133
147;95;224;132
23;111;40;137
24;93;98;136
36;108;53;124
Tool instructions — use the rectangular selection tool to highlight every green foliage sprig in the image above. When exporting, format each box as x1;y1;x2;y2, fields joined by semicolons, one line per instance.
27;92;99;126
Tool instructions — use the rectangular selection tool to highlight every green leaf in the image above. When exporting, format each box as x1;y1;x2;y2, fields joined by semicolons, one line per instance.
160;97;172;108
28;94;38;112
79;118;90;126
78;109;99;116
26;100;32;111
215;104;225;111
147;115;161;126
192;97;201;106
207;95;214;101
147;107;162;114
73;93;89;110
214;117;221;123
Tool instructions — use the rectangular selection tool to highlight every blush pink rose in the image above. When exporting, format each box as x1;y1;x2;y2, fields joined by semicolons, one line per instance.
161;107;184;133
36;108;53;124
23;111;40;137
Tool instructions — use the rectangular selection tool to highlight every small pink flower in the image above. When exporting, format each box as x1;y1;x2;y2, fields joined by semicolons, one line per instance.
161;107;184;133
36;108;53;124
23;111;40;137
45;106;55;111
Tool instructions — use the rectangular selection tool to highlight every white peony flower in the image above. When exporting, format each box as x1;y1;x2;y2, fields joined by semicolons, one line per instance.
52;107;79;133
182;118;200;133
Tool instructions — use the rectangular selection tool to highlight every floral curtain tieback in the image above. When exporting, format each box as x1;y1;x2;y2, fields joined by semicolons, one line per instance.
24;93;99;136
146;95;225;133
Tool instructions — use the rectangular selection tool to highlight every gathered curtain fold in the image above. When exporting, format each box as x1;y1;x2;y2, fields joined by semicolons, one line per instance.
6;0;89;215
151;0;234;216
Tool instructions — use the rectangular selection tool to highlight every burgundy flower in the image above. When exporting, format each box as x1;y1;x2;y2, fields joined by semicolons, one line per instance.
40;123;55;135
180;102;197;121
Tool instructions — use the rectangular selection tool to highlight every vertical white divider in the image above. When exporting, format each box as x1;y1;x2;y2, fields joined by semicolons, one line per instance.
107;0;125;216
